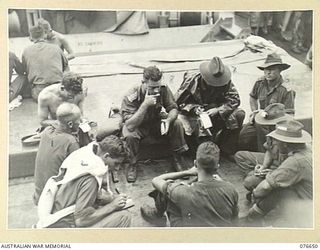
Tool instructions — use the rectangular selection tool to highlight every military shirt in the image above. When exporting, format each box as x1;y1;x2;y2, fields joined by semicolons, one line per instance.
49;175;99;228
121;84;178;123
175;72;241;121
266;145;312;199
34;126;79;205
250;76;295;112
22;40;68;85
163;179;239;227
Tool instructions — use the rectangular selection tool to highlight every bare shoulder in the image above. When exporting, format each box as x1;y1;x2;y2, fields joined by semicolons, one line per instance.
54;31;67;42
38;86;58;104
75;93;85;103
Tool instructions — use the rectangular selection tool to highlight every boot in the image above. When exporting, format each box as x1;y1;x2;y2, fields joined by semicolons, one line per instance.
111;169;120;183
126;164;137;183
245;204;265;227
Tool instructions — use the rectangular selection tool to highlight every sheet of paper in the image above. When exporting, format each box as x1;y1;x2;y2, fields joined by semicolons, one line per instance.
199;113;212;129
79;122;91;133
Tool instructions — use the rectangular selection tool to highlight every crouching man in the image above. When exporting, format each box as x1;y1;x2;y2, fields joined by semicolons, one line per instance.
243;120;313;227
36;135;131;228
140;141;239;227
121;66;189;183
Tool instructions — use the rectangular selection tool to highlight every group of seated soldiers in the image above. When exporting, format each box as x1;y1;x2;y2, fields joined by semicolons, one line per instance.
10;21;312;228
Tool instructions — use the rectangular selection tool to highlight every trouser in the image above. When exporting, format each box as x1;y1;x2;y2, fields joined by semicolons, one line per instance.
9;75;31;102
234;151;265;175
238;123;272;152
123;119;188;165
179;109;245;155
148;189;183;227
89;210;131;228
249;188;313;227
49;210;131;228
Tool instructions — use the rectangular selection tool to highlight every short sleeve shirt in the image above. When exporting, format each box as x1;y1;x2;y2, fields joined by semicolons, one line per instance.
49;175;99;228
164;179;239;227
266;146;312;199
34;126;79;204
22;41;68;85
121;84;178;122
250;76;295;110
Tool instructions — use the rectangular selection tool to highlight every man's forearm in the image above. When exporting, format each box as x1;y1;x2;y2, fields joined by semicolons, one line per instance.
125;105;148;131
253;180;272;198
152;169;196;193
156;169;193;181
40;119;58;128
67;54;75;60
166;109;178;123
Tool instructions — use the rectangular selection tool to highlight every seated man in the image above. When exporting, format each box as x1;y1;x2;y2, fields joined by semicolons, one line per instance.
37;18;75;60
234;102;293;176
33;103;81;205
38;72;85;128
9;51;28;102
121;66;189;183
22;25;69;101
140;141;239;227
37;135;131;228
241;120;312;227
175;56;245;157
239;53;295;152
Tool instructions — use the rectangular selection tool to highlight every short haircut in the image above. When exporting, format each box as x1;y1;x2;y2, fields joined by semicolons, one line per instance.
62;72;83;95
37;18;51;31
98;135;130;160
143;66;162;82
56;103;81;124
196;141;220;174
29;25;45;40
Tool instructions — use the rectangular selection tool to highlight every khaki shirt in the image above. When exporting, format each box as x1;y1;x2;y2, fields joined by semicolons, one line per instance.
121;84;178;123
250;76;295;112
266;145;312;199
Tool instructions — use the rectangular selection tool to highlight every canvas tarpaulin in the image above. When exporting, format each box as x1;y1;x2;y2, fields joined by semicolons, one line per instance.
104;11;149;35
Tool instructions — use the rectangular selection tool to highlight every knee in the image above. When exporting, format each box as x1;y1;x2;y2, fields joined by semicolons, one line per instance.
235;109;246;125
122;125;139;140
243;176;255;191
171;119;183;129
234;151;246;165
169;119;185;133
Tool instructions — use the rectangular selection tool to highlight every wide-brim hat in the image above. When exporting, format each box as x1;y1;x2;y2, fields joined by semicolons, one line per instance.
257;53;291;71
267;120;312;143
255;111;292;125
255;103;293;125
200;57;231;87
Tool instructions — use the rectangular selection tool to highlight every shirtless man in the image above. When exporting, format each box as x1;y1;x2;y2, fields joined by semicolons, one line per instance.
38;72;86;128
37;18;75;60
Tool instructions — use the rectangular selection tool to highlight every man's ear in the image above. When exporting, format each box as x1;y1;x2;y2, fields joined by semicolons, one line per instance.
67;121;73;128
104;152;110;159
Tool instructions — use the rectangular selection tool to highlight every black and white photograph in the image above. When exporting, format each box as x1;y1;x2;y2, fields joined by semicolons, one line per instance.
7;8;314;232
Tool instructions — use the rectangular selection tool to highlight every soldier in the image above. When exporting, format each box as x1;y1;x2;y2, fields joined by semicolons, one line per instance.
121;66;189;183
175;56;245;157
239;53;295;152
